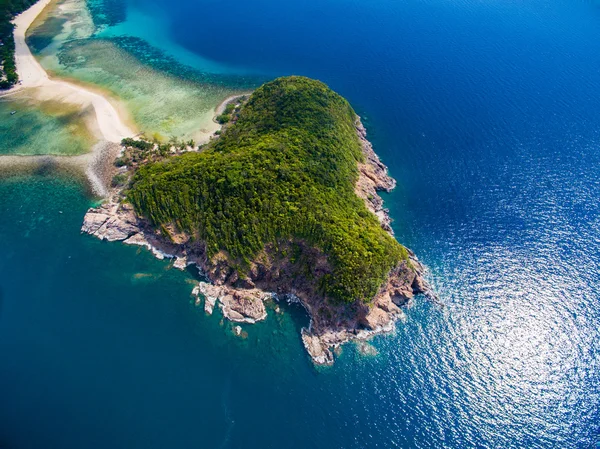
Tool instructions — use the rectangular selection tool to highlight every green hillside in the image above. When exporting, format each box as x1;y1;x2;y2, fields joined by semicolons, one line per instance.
128;76;408;302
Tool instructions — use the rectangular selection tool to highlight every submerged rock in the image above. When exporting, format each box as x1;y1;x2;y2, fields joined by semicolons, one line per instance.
356;341;378;357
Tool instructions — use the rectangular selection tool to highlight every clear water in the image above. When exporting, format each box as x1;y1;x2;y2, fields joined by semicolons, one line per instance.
1;0;599;447
0;93;93;155
26;0;260;141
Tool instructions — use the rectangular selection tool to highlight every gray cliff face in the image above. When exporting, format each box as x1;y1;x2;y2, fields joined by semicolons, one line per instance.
81;117;432;365
354;118;396;233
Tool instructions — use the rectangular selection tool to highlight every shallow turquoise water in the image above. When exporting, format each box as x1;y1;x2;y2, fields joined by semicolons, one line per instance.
1;0;600;447
25;0;260;141
0;96;92;155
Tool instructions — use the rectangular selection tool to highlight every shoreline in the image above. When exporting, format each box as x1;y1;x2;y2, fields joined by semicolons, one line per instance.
42;69;140;138
7;0;134;143
9;4;433;363
1;0;240;194
214;93;252;117
81;117;434;364
0;0;134;195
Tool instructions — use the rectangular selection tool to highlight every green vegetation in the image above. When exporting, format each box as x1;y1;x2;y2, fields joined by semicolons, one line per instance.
111;173;129;188
127;76;408;303
216;113;231;124
216;99;246;125
223;103;235;114
116;135;201;168
121;137;153;151
0;0;37;89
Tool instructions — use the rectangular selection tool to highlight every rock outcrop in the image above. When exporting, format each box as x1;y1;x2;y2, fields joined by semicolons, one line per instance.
355;118;396;233
192;282;269;323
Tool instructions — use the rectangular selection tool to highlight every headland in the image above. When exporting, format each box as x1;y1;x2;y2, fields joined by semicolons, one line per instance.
82;76;433;364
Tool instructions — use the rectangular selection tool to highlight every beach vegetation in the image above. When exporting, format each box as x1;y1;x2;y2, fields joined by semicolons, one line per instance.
121;137;153;151
111;173;129;188
216;113;231;124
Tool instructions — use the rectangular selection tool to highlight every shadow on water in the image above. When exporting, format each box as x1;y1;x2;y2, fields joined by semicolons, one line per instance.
0;155;97;197
33;157;58;176
184;264;205;282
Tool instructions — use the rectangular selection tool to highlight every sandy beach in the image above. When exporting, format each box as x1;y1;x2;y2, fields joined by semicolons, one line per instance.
8;0;134;143
0;0;134;195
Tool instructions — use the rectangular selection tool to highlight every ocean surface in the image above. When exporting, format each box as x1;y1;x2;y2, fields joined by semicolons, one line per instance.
1;0;600;447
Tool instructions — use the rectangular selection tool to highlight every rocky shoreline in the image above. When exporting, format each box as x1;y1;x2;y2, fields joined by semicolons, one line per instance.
81;117;433;365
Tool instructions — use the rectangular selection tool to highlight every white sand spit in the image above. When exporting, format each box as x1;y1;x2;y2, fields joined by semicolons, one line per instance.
9;0;133;143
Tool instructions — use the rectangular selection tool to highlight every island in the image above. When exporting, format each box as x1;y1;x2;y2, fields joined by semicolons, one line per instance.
82;76;431;364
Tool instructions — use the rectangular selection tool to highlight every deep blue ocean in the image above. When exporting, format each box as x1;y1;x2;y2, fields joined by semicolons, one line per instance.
1;0;600;447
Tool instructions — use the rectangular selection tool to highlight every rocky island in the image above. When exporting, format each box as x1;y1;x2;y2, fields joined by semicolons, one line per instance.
82;76;431;364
